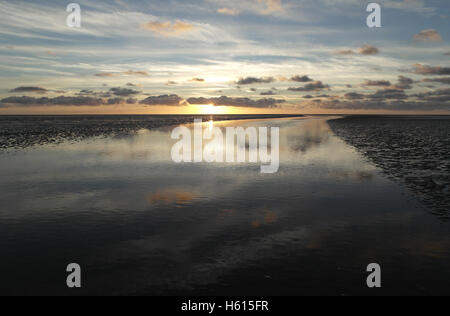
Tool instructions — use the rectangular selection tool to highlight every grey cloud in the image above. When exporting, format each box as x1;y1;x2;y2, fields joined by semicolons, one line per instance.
140;95;185;106
106;98;137;105
187;96;285;108
290;75;313;82
109;87;140;97
0;96;106;107
126;98;138;104
412;64;450;76
10;86;48;93
312;99;448;111
423;77;450;85
236;77;275;85
107;98;126;105
363;80;392;87
288;81;330;92
260;90;276;96
368;89;408;100
345;92;364;100
95;70;149;77
394;76;414;89
413;88;450;103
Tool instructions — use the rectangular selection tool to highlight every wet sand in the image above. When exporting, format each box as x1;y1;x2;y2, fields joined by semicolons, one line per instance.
0;116;449;295
0;115;302;151
329;116;450;220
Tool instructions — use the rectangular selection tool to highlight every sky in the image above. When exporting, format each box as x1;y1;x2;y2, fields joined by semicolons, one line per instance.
0;0;449;114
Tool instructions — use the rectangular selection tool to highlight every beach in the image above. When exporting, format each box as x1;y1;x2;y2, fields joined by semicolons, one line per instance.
0;116;449;295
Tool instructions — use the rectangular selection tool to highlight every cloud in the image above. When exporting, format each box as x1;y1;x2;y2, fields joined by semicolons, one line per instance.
344;92;364;100
368;89;408;100
393;76;414;90
310;89;449;111
95;70;149;77
141;20;196;37
10;86;48;93
0;96;107;107
140;95;185;106
333;45;379;56
187;96;285;108
412;64;450;76
333;49;355;55
288;81;330;92
362;76;415;91
413;29;443;42
257;0;284;15
109;87;140;97
413;88;450;102
217;8;240;16
358;45;380;55
313;99;448;111
363;80;392;87
107;97;137;105
260;90;276;96
123;70;149;77
290;75;313;82
189;78;205;82
236;76;275;85
423;77;450;85
95;72;120;77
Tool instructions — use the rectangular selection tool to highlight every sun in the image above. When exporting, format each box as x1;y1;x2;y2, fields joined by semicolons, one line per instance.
195;104;229;115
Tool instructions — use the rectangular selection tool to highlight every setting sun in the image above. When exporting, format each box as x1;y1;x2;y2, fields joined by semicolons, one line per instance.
195;104;229;115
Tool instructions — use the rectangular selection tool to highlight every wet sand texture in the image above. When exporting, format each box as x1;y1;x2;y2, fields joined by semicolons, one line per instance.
329;116;450;220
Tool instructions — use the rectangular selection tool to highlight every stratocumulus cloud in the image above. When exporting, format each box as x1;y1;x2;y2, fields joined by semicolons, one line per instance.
236;77;276;85
288;81;330;92
10;87;48;93
413;29;443;42
140;95;185;106
363;80;392;87
0;96;107;107
412;64;450;76
187;96;285;108
423;77;450;85
358;45;380;55
109;88;140;97
95;70;149;77
290;75;314;83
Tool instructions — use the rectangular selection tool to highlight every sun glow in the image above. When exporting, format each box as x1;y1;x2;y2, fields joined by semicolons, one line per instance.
195;104;229;115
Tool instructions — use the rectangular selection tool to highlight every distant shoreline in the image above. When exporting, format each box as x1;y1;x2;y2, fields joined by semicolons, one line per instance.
0;114;448;117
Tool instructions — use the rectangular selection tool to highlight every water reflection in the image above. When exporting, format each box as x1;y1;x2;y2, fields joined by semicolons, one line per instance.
0;117;449;295
146;189;198;206
287;119;331;153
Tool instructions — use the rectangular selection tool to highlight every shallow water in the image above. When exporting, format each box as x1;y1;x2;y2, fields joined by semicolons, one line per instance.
0;117;449;295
